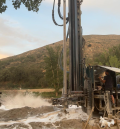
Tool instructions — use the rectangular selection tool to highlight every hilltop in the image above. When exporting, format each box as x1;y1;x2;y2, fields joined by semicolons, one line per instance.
83;35;120;59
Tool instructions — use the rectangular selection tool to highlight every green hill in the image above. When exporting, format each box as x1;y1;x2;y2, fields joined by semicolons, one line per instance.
0;35;120;89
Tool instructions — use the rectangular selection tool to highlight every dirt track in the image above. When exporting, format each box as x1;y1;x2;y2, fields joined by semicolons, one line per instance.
1;88;56;93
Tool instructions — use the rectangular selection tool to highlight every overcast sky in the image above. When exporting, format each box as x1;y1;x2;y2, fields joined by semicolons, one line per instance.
0;0;120;59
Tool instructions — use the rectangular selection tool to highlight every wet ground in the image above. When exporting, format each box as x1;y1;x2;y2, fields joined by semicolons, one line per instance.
0;105;119;129
0;93;88;129
0;93;119;129
0;105;88;129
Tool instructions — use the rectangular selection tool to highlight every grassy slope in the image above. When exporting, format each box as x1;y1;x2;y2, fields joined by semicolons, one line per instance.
0;35;120;71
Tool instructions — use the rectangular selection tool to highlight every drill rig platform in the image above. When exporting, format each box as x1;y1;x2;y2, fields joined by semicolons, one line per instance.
52;65;120;118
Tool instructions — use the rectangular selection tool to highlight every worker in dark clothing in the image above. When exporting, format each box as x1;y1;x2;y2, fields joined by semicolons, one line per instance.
99;70;115;107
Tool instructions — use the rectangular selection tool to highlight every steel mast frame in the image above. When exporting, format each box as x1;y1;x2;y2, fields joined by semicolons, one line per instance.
69;0;83;92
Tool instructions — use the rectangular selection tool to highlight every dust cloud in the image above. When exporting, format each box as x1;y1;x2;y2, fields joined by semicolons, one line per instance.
1;93;50;109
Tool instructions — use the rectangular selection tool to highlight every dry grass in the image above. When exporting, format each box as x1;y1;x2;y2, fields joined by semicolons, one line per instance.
1;35;120;63
1;88;55;93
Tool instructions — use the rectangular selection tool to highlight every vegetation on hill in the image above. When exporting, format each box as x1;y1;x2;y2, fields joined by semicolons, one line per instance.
89;44;120;68
84;35;120;61
44;46;63;96
0;59;45;90
0;35;120;94
0;45;64;97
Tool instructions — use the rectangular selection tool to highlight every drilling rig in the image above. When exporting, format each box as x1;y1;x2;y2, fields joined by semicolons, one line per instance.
52;0;120;118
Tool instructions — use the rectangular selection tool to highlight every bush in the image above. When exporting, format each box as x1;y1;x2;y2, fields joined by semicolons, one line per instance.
93;44;120;68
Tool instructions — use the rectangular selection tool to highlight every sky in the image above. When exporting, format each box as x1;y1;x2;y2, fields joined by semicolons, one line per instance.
0;0;120;59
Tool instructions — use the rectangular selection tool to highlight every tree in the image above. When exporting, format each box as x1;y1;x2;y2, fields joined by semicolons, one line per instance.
11;66;26;84
44;46;63;96
0;0;42;13
93;44;120;68
26;67;44;88
0;69;11;82
109;56;120;68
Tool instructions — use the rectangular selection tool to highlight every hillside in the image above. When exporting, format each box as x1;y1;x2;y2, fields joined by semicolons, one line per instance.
0;35;120;89
83;35;120;59
1;35;120;65
0;40;69;71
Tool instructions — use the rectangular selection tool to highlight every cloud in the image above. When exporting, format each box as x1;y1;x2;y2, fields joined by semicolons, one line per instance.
0;53;13;59
46;0;120;16
82;0;120;15
44;0;53;4
0;16;48;59
0;17;45;47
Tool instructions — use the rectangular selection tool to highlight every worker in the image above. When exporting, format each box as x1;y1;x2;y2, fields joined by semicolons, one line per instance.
99;70;115;107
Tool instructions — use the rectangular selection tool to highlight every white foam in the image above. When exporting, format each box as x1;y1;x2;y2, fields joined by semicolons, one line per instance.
68;105;81;108
1;94;50;109
0;105;9;110
0;107;88;127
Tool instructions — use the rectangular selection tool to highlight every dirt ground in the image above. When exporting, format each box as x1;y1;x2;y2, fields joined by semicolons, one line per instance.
0;119;83;129
0;93;86;129
1;88;56;93
0;106;54;121
0;106;85;129
0;105;120;129
0;94;119;129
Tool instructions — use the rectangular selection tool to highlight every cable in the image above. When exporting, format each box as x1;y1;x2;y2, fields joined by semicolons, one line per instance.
95;104;104;111
58;0;63;19
59;26;69;73
52;0;69;71
58;0;69;21
52;0;63;26
52;0;69;26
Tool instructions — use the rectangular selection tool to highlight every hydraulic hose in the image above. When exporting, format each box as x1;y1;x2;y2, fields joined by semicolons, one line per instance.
52;0;69;26
58;0;69;21
59;26;69;73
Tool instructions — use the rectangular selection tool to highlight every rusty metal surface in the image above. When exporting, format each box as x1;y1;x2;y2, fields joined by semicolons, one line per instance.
99;66;120;73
